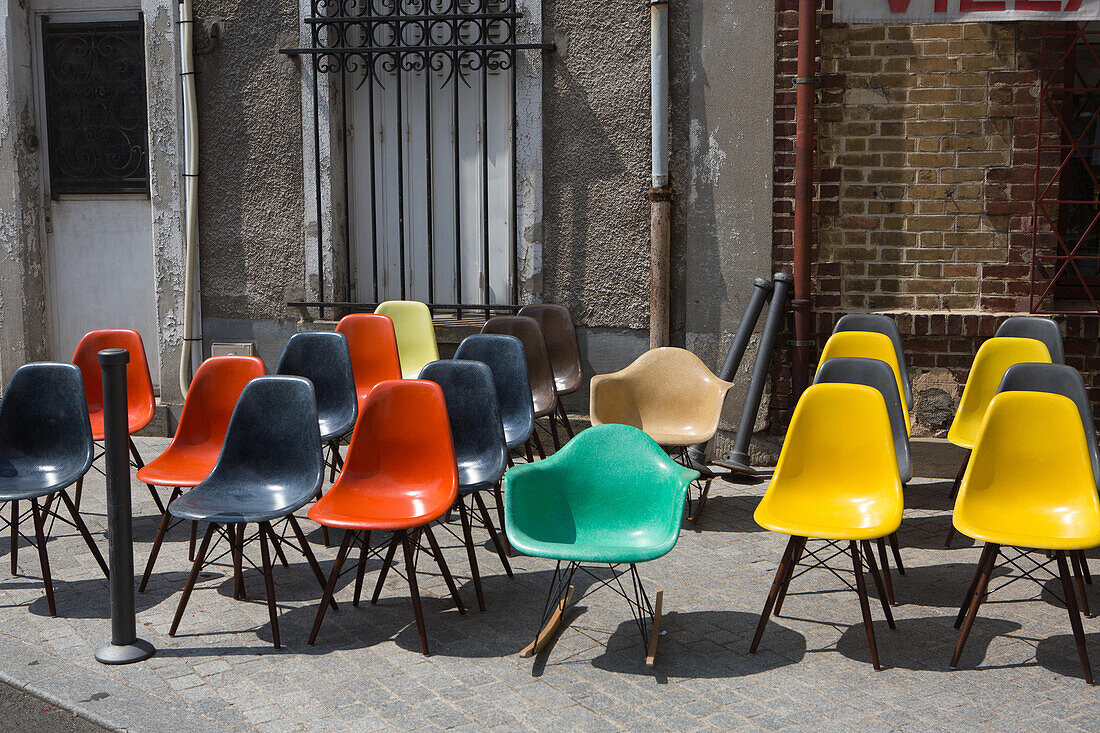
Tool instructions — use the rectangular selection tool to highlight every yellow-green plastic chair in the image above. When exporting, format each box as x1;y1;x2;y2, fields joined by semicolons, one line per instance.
818;331;910;434
750;382;903;671
942;336;1052;547
589;347;732;519
375;300;440;379
950;390;1100;684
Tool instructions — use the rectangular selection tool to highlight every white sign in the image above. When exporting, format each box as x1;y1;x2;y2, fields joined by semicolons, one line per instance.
834;0;1100;23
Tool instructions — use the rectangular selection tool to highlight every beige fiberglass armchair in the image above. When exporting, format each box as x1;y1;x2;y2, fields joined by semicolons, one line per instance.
590;347;733;521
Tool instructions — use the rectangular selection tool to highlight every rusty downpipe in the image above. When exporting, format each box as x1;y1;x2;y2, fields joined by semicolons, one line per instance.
649;0;671;348
790;0;817;397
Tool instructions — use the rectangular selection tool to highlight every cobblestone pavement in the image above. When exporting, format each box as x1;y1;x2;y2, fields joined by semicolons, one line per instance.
0;436;1098;731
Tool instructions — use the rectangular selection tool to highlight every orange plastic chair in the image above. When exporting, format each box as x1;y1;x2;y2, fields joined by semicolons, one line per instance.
137;355;265;591
71;329;158;510
307;380;465;654
335;314;403;411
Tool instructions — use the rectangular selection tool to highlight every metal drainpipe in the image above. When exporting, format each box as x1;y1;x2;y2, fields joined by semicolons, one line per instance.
649;0;671;349
790;0;817;397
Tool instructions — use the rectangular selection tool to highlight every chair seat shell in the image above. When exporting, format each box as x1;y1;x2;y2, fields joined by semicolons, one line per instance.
72;329;156;440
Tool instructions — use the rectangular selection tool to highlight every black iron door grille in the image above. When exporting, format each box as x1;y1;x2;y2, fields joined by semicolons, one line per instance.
42;20;150;196
283;0;552;310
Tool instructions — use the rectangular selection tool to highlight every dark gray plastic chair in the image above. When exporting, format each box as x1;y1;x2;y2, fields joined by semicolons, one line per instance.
834;314;912;410
454;334;538;459
995;316;1065;365
987;361;1096;611
419;360;513;610
0;363;108;616
165;376;334;648
812;356;908;605
275;331;358;479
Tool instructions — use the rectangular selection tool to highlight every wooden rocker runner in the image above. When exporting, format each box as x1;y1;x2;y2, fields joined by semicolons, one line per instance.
504;424;697;666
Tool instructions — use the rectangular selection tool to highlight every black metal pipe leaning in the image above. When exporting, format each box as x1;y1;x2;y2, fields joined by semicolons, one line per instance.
685;277;773;468
94;348;155;665
718;273;793;475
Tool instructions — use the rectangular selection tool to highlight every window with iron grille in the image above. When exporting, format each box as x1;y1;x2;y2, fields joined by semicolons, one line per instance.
41;20;149;196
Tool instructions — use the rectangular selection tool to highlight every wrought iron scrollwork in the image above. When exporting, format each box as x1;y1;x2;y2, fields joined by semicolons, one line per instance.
42;20;149;196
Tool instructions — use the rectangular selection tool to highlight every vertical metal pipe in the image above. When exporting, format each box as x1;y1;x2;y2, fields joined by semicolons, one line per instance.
791;0;817;398
723;273;792;472
685;278;773;465
510;44;519;306
649;0;671;349
452;39;463;308
395;53;407;300
95;348;154;664
424;47;435;303
481;53;490;305
340;64;353;300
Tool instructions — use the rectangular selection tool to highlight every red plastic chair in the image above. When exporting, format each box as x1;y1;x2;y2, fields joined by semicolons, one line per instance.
335;314;403;411
307;380;465;654
71;329;158;510
137;355;265;591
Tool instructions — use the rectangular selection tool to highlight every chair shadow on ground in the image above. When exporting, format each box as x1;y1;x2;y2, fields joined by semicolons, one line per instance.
589;611;804;680
682;494;766;534
1035;631;1100;681
836;615;1021;671
902;479;957;511
881;561;986;608
25;575;162;619
893;513;977;550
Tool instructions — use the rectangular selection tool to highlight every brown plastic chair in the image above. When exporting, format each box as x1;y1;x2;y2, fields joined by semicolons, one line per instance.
590;347;733;519
518;304;582;440
481;315;564;454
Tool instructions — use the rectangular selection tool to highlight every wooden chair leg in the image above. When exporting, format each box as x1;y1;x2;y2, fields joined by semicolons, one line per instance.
267;525;290;568
473;491;513;576
888;532;905;575
547;413;561;451
1077;550;1093;585
750;536;799;654
140;488;182;592
286;515;337;610
258;522;280;649
954;543;997;629
73;477;83;513
773;537;805;617
645;590;664;668
400;530;430;655
352;529;371;607
372;533;401;604
422;524;465;614
1069;550;1092;618
531;430;547;459
951;542;999;668
57;489;108;577
876;537;897;606
556;400;575;439
458;500;486;612
944;451;970;548
520;581;573;658
189;520;197;561
524;440;535;463
851;541;881;670
862;540;896;628
10;500;17;576
169;523;218;636
1056;551;1094;684
30;498;56;617
231;523;246;601
308;530;353;646
494;482;512;558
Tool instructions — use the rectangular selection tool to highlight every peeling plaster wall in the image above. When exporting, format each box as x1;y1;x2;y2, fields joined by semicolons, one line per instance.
0;1;50;386
192;0;304;358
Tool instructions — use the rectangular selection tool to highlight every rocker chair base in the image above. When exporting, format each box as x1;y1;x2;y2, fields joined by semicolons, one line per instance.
522;561;664;668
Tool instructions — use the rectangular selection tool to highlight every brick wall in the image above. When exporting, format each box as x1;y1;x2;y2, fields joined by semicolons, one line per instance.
769;2;1079;436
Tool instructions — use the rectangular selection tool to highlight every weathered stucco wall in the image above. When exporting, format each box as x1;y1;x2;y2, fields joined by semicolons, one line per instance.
192;0;305;326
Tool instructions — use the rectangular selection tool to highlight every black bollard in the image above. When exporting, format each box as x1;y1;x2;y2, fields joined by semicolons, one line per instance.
685;277;773;468
95;348;155;665
717;273;793;475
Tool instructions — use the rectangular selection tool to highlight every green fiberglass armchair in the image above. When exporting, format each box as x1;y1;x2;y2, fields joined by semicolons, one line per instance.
503;423;698;667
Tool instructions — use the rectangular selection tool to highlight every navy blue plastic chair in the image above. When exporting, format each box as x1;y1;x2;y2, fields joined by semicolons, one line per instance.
165;376;334;648
275;331;357;479
813;356;910;605
833;314;912;410
0;363;108;616
420;360;513;610
454;334;538;459
995;316;1065;365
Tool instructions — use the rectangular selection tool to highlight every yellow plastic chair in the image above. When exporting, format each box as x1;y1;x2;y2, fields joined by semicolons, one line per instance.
589;347;732;519
750;383;903;671
950;391;1100;684
375;300;440;379
942;336;1052;547
818;331;910;434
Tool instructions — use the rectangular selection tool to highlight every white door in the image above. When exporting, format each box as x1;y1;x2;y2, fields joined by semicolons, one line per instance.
33;9;160;380
346;5;516;306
